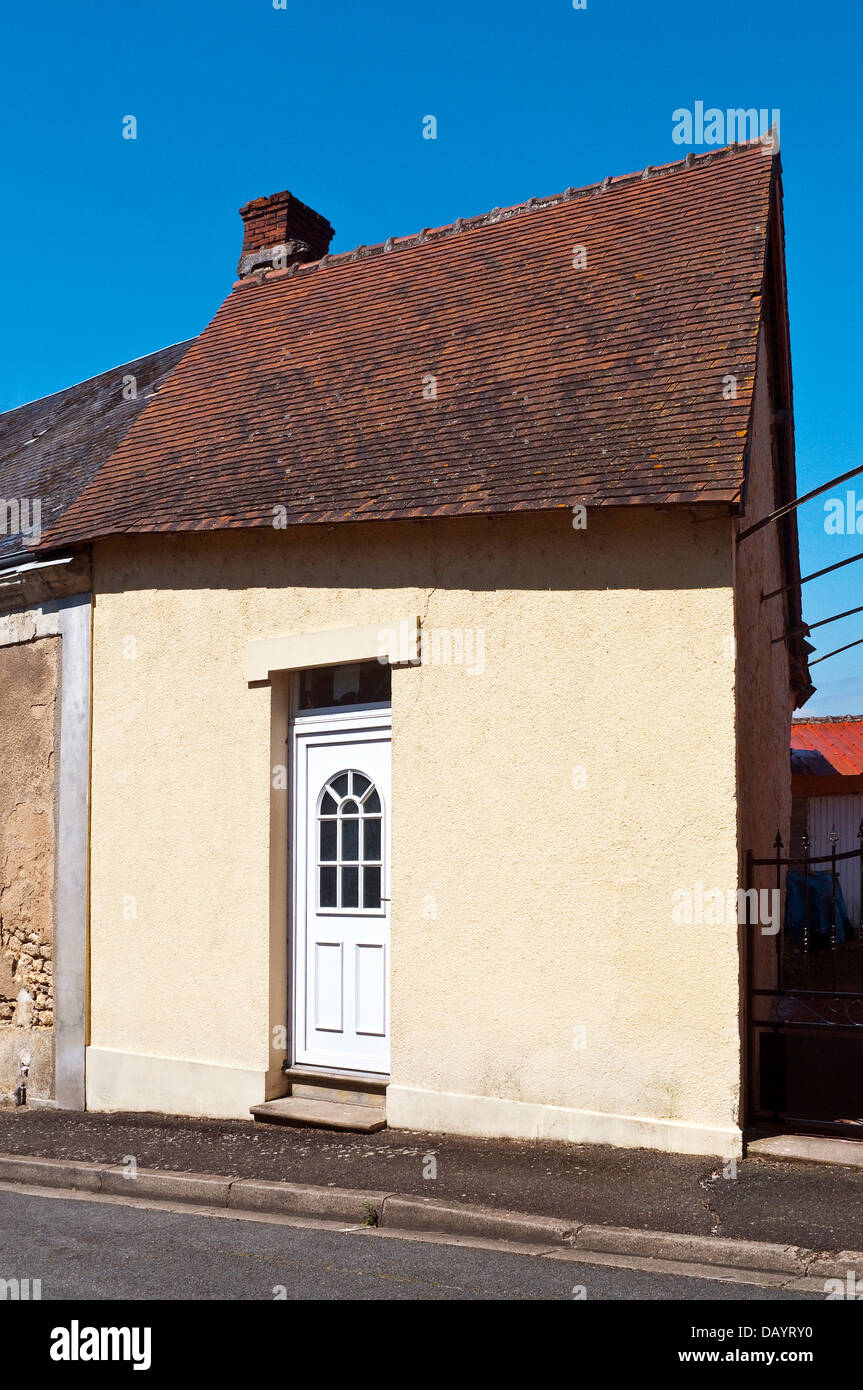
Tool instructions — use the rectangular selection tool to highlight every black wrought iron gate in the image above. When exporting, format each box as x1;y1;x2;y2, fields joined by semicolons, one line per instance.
747;820;863;1134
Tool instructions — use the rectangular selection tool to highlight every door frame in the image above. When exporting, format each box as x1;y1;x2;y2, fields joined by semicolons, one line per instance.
290;702;392;1076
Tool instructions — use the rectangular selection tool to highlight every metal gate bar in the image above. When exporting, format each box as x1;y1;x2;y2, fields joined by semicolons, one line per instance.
746;820;863;1135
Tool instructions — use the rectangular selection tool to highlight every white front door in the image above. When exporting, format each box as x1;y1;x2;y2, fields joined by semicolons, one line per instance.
293;710;391;1074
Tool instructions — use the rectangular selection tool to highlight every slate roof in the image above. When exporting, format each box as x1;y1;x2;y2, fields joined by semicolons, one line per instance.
0;342;192;562
39;140;780;548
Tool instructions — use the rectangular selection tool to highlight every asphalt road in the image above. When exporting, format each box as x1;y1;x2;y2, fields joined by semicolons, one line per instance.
0;1189;821;1301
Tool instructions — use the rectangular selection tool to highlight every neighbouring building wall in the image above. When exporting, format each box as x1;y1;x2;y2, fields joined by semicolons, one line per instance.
88;507;743;1154
734;324;795;869
733;326;796;1061
0;620;58;1102
0;580;91;1111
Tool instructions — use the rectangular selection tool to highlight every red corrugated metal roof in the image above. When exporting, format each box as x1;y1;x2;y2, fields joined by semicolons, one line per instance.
791;719;863;776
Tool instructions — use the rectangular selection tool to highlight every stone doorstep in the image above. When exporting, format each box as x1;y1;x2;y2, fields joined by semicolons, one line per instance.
250;1097;387;1133
747;1133;863;1170
282;1066;387;1111
290;1083;384;1108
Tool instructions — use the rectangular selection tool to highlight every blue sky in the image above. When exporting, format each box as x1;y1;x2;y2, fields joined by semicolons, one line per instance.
2;0;860;712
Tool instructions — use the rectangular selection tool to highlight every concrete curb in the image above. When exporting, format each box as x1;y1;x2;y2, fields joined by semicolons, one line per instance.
381;1195;577;1246
0;1153;857;1282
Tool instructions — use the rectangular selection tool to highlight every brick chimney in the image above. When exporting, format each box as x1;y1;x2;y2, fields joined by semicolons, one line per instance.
237;190;334;277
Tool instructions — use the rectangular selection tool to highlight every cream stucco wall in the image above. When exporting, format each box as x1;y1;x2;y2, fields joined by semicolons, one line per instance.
88;507;745;1151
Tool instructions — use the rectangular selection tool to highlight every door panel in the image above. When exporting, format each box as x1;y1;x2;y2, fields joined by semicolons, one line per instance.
355;944;386;1036
314;942;343;1032
293;715;391;1073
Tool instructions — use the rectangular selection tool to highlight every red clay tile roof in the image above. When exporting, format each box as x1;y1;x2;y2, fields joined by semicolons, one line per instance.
792;719;863;777
42;141;778;547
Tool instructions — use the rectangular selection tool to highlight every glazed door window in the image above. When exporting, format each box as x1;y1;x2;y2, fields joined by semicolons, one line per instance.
317;770;384;912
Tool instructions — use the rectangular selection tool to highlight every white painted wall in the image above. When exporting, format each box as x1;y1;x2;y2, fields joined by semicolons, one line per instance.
807;796;863;926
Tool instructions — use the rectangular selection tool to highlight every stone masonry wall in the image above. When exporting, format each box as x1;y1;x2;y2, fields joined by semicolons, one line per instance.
0;632;58;1099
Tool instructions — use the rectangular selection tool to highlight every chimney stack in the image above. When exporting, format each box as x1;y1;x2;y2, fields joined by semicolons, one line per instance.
237;190;334;278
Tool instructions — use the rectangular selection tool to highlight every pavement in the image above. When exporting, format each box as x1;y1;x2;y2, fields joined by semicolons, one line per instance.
1;1107;863;1261
0;1188;821;1301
